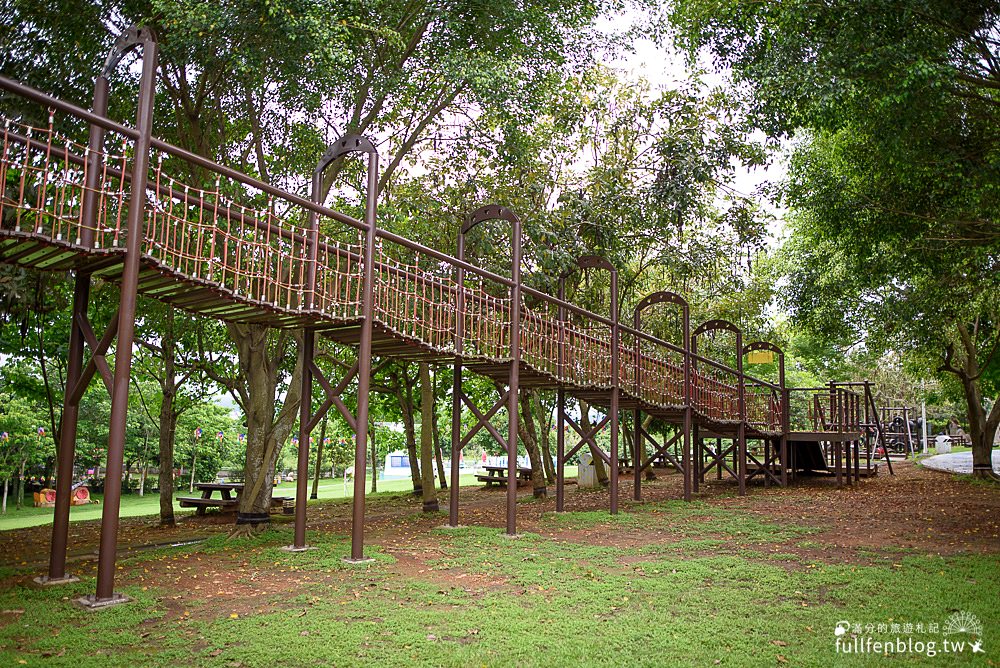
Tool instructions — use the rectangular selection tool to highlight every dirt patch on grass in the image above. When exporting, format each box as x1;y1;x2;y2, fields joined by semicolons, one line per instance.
715;460;1000;556
1;460;996;610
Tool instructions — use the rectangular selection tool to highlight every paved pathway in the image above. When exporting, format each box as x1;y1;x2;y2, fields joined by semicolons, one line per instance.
920;450;1000;474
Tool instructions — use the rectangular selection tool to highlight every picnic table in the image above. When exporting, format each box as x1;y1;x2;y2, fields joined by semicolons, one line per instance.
476;465;533;487
177;482;291;516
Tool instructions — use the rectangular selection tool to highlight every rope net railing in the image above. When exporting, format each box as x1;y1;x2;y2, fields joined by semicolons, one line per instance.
745;382;783;434
0;108;788;428
554;315;614;388
691;360;741;423
0;114;129;249
621;331;686;408
145;154;367;315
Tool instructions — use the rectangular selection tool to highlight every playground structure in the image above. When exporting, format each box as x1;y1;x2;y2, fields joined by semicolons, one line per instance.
784;382;897;479
32;482;96;508
0;28;891;608
879;406;920;456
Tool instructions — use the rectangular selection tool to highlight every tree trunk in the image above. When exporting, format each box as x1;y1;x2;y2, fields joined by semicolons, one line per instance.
370;427;377;493
959;375;999;479
1;479;6;514
232;323;302;531
621;413;635;471
189;445;197;493
947;323;999;480
158;397;178;526
430;383;447;489
579;400;609;485
645;416;658;480
395;366;421;494
419;364;438;512
517;389;546;497
311;418;327;500
34;283;63;491
138;429;150;497
533;392;556;484
16;457;25;510
158;307;179;525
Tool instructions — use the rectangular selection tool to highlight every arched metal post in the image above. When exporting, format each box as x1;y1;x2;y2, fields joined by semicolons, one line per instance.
73;26;158;608
37;44;122;587
447;224;467;527
555;255;620;514
333;136;381;562
288;135;377;553
743;341;787;487
632;292;691;502
692;320;745;496
555;274;566;511
455;205;522;535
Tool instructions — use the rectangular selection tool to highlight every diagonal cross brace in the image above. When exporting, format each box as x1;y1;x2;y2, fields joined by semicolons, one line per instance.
306;360;359;433
562;412;611;465
745;446;782;485
67;310;119;406
459;389;510;452
702;440;738;479
637;427;682;475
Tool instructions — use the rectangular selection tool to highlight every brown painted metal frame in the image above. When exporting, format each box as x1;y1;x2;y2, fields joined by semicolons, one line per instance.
554;254;621;513
32;26;159;607
289;134;380;560
743;341;788;488
0;40;896;609
448;205;522;535
631;291;692;502
692;319;746;495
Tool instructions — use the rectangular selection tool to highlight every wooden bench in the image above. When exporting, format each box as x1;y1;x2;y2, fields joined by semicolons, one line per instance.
177;496;238;515
475;474;499;486
271;496;294;514
477;466;532;487
178;492;294;516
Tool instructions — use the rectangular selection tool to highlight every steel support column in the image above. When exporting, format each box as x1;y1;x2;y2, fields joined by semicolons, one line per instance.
458;206;522;535
692;425;701;492
506;223;521;537
556;388;566;511
349;142;379;562
608;268;619;514
39;276;90;585
682;406;692;500
291;329;315;550
448;231;466;527
692;319;745;496
632;409;642;501
41;44;111;588
86;29;158;607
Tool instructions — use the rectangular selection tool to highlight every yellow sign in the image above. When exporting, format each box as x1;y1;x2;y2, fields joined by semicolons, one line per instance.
747;350;774;364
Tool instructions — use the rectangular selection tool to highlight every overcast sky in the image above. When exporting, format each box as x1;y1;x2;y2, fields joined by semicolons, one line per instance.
599;14;788;237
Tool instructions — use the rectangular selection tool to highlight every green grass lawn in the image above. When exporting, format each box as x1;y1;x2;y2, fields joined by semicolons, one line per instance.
0;473;505;531
0;497;994;667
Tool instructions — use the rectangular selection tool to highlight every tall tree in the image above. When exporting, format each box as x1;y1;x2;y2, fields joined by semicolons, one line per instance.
132;302;208;525
669;0;1000;477
418;363;438;512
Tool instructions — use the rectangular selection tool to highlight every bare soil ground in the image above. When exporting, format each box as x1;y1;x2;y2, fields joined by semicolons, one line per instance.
2;460;997;600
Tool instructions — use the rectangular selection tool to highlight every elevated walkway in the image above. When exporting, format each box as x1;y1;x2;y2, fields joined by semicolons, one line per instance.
0;66;878;608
